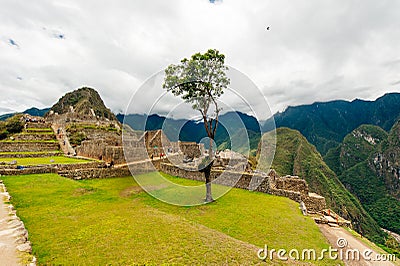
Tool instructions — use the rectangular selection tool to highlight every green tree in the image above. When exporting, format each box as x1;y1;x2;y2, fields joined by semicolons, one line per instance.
163;49;230;202
5;114;23;134
0;121;8;140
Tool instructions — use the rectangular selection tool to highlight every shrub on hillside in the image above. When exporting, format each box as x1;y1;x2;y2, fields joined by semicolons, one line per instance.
69;131;87;146
0;122;8;140
5;114;24;133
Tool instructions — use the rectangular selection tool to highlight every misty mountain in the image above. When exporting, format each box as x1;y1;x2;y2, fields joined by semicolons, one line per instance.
263;93;400;155
117;111;262;153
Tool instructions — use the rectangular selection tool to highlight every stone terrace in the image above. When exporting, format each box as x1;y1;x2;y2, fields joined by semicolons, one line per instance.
0;122;60;154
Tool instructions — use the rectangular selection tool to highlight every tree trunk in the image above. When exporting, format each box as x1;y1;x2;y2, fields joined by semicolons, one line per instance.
204;163;214;203
204;136;214;203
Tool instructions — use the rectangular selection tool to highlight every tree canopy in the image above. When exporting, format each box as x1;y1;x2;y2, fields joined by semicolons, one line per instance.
163;49;229;140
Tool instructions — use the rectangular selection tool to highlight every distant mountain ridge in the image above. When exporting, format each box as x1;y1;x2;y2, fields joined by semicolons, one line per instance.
0;107;50;121
118;111;262;154
263;93;400;155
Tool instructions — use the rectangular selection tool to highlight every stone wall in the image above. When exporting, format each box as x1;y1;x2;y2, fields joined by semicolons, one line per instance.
0;142;60;152
0;167;58;176
160;163;269;191
272;175;309;196
13;133;55;141
302;193;327;212
179;142;201;158
25;122;51;129
159;163;326;212
141;130;173;155
76;140;127;164
0;161;106;175
0;151;62;158
59;167;131;180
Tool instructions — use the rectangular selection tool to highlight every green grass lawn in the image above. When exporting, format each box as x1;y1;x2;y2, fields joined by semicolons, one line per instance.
2;173;337;265
0;156;91;165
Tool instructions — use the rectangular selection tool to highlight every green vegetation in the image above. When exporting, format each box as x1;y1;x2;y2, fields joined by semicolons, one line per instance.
257;128;386;243
2;173;335;265
324;125;387;175
19;131;54;135
49;87;117;121
340;161;400;256
0;156;91;165
324;122;400;239
0;114;24;140
68;131;87;146
26;128;53;133
263;93;400;155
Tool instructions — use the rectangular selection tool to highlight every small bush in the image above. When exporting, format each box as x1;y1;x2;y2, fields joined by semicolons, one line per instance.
69;131;87;146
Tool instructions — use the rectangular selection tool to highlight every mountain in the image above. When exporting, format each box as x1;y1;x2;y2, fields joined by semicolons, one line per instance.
327;122;400;234
48;87;117;121
257;128;385;243
263;93;400;155
0;107;50;121
118;111;262;154
24;107;50;117
324;125;388;175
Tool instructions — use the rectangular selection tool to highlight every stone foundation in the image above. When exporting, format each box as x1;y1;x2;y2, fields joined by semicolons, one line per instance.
0;142;60;152
25;122;51;129
179;142;201;158
13;133;55;141
159;163;326;212
58;167;131;180
0;151;62;158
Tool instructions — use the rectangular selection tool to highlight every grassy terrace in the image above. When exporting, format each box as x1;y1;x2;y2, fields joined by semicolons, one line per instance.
0;156;91;165
25;128;53;132
0;140;58;143
0;151;61;155
2;173;337;265
19;131;55;135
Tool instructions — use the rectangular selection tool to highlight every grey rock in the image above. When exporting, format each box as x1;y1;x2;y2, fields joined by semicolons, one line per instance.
17;242;32;253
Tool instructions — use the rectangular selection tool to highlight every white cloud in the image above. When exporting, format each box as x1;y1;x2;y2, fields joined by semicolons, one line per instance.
1;0;400;119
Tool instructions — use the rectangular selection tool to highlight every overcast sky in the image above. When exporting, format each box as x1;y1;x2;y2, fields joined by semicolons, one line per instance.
1;0;400;119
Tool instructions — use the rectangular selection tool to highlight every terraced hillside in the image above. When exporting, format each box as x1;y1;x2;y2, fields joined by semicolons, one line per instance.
0;121;60;159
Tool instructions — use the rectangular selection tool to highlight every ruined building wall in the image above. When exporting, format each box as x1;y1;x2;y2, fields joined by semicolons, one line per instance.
159;163;326;212
179;142;201;158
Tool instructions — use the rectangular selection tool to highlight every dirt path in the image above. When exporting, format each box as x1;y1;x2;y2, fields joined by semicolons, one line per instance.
318;224;397;266
0;185;20;266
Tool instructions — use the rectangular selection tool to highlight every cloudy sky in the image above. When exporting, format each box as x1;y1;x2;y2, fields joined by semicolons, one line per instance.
1;0;400;119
